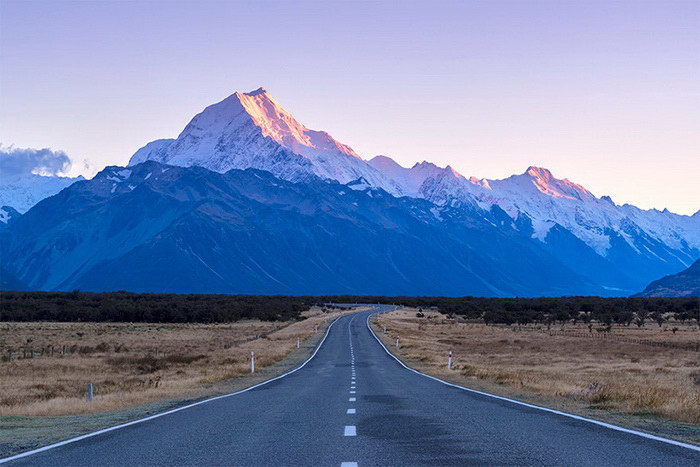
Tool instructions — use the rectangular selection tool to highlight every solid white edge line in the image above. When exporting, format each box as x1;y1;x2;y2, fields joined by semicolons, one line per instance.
0;315;346;464
366;310;700;453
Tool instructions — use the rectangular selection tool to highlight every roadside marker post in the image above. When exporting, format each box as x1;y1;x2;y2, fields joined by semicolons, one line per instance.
297;338;300;349
448;351;453;370
395;337;400;348
251;352;255;373
87;383;94;402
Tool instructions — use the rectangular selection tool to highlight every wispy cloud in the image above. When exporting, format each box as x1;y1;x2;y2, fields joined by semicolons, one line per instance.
0;145;73;177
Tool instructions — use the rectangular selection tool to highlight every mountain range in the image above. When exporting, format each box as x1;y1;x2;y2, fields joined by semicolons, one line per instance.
1;88;698;295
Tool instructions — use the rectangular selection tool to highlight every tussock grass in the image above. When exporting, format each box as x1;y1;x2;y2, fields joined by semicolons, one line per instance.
375;309;700;425
0;307;353;416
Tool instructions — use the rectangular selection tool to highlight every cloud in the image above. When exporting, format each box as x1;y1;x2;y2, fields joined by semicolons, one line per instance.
0;145;73;177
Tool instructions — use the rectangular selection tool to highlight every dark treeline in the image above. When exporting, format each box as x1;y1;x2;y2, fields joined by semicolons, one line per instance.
0;292;315;323
325;295;698;327
0;292;698;326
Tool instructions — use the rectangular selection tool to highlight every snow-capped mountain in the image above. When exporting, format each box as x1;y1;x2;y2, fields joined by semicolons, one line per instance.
129;88;403;195
5;87;697;296
369;153;699;257
0;173;84;213
124;87;698;293
367;157;699;291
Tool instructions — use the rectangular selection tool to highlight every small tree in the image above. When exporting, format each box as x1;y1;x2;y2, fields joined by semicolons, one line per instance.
652;312;665;328
635;311;649;328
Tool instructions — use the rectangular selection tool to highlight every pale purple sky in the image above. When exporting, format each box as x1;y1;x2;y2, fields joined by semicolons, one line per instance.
1;0;698;214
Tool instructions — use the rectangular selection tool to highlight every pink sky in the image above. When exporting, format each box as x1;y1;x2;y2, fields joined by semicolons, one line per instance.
1;0;698;214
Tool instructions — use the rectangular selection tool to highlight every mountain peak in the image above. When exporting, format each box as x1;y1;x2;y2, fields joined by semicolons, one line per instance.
520;166;593;201
525;166;553;179
126;88;405;195
244;87;268;96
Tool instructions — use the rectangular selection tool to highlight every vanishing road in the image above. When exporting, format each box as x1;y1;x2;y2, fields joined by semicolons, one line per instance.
4;305;700;466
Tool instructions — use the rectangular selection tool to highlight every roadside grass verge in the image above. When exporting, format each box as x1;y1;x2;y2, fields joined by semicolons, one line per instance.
372;308;700;445
0;306;358;457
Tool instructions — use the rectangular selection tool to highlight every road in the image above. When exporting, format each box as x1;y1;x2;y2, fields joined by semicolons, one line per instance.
4;305;700;466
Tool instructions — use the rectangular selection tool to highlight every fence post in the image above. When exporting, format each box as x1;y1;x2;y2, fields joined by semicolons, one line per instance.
87;383;94;402
251;351;255;373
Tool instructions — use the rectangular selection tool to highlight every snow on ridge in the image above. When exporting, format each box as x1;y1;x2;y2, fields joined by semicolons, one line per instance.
0;173;83;213
0;206;19;224
235;88;361;161
116;169;132;179
368;155;699;255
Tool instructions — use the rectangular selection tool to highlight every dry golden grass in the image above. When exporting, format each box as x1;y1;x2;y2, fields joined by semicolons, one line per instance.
374;308;700;425
0;307;357;416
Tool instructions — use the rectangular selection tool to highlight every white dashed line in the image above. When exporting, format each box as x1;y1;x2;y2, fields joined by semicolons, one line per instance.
350;390;356;394
344;425;357;436
347;408;356;414
341;462;358;467
349;397;356;402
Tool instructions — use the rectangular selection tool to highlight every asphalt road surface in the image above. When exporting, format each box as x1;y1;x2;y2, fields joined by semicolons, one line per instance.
4;305;700;466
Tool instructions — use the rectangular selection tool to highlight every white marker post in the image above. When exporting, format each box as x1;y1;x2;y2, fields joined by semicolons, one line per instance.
395;337;400;348
448;351;453;370
251;351;255;373
297;338;300;349
87;383;94;402
383;326;386;334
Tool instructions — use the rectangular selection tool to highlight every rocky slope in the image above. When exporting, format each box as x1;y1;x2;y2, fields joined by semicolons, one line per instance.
635;260;700;297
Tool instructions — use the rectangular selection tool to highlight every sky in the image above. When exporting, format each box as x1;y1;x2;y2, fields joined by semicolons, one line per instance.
1;0;698;214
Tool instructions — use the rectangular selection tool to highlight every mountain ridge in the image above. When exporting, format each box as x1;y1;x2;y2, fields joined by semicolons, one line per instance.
1;160;604;296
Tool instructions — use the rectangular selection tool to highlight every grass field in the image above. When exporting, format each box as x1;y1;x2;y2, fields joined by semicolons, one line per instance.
373;308;700;443
0;306;354;417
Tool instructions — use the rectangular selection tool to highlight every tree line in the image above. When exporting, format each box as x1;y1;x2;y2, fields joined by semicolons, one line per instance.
0;292;697;326
0;291;313;322
332;295;699;327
